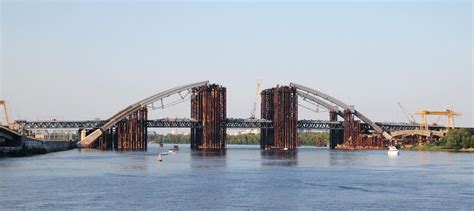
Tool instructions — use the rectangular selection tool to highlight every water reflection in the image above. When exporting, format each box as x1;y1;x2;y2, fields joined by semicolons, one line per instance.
260;149;298;167
328;150;339;167
327;150;362;167
190;149;227;169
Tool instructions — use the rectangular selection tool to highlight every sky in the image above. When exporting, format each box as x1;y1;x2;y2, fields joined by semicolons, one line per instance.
1;0;472;127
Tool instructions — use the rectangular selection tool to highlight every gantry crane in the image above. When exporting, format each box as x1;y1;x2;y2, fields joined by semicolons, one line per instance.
0;100;11;128
250;80;261;119
415;108;461;130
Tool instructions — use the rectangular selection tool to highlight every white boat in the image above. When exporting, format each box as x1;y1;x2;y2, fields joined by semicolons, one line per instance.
282;148;288;151
388;146;399;156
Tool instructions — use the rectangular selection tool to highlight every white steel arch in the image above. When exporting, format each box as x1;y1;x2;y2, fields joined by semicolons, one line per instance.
290;83;393;140
80;81;209;147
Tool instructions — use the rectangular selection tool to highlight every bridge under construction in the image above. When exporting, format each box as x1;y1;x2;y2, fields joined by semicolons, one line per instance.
8;81;468;151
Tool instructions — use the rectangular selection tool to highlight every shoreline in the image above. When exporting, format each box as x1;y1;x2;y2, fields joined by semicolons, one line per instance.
401;146;474;153
1;126;78;158
151;142;474;152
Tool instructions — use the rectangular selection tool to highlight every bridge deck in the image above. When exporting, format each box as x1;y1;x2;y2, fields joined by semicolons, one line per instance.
15;119;454;131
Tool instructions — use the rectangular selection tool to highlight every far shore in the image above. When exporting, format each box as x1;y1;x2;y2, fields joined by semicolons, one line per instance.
401;145;474;153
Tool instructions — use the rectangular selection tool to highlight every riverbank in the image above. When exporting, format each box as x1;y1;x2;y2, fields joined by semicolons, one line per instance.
3;141;78;157
148;132;329;147
401;144;474;152
1;140;78;157
0;126;78;157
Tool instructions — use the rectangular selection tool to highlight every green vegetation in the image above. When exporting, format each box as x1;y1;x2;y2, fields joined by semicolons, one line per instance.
299;132;328;146
403;129;474;152
227;133;259;145
148;132;329;146
149;134;190;144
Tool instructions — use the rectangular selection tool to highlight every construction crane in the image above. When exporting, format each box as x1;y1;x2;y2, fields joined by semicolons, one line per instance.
415;108;461;130
0;100;11;128
397;102;416;124
250;80;261;119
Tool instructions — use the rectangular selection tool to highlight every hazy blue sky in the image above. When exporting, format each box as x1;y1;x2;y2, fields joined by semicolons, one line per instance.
1;0;472;127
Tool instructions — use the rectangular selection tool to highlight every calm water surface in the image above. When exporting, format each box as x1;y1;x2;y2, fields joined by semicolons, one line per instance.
1;144;473;210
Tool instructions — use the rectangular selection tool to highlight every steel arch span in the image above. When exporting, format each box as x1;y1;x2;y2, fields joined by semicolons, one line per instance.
79;81;209;147
290;83;393;141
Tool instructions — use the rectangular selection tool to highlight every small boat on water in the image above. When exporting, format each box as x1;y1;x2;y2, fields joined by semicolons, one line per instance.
167;145;179;154
282;147;288;151
173;145;179;151
388;146;399;156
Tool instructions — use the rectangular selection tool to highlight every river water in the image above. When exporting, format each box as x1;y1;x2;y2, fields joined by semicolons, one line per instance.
0;144;473;210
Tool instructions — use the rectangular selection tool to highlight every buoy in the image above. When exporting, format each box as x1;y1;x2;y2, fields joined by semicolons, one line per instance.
157;153;162;162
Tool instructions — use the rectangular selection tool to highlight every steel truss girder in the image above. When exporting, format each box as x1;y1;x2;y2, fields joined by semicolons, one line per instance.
18;120;448;131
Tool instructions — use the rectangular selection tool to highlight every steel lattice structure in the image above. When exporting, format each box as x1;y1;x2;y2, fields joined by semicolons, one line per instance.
298;120;343;130
16;119;448;131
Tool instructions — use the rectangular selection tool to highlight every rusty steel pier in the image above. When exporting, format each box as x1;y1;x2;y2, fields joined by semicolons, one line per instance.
260;86;298;150
329;110;344;149
190;84;227;150
338;109;389;150
92;107;148;150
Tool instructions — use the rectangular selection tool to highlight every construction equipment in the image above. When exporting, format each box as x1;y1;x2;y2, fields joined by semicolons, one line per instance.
250;80;261;119
397;102;416;124
0;100;11;128
415;108;461;130
431;116;442;126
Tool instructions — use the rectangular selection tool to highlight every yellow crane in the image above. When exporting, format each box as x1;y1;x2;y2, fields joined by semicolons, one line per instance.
0;100;11;128
415;108;461;130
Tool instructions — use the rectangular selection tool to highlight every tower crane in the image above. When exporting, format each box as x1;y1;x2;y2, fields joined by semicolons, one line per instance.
0;100;11;128
397;102;416;124
250;80;261;119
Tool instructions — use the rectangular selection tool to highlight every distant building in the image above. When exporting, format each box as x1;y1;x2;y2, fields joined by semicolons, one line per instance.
227;129;260;136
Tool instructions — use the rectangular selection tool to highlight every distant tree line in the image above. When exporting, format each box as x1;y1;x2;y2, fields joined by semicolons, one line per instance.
148;132;329;146
299;132;329;146
148;134;190;144
430;129;474;150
